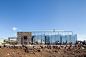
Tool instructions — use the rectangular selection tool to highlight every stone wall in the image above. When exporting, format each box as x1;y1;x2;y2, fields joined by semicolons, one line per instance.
17;32;32;45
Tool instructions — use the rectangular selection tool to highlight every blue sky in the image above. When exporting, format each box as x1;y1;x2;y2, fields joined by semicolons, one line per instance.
0;0;86;41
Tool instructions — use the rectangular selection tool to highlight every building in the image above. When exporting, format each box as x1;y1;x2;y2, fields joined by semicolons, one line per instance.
8;30;77;45
0;38;4;44
17;32;34;45
5;39;8;41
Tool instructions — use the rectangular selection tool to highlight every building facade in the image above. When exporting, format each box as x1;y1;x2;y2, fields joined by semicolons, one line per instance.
17;32;35;45
16;31;77;45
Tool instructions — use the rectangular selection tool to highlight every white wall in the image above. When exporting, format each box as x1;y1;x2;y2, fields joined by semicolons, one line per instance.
0;38;4;44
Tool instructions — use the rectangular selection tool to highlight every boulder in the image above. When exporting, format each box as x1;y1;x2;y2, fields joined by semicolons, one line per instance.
60;47;65;49
69;47;74;49
81;47;85;49
66;47;69;49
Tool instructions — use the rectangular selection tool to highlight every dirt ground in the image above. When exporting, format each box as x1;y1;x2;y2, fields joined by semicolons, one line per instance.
0;48;86;57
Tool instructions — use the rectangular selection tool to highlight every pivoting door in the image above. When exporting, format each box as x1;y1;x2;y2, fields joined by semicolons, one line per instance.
22;36;28;45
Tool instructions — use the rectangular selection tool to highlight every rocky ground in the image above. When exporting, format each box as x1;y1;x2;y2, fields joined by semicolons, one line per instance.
0;48;86;57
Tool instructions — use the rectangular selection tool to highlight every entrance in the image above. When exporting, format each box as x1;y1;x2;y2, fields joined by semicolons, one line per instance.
22;36;28;45
24;36;27;44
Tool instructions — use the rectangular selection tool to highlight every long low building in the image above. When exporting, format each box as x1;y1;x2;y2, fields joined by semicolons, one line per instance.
8;30;77;45
34;34;77;45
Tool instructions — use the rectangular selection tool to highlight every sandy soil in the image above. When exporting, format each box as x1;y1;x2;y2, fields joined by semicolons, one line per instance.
0;48;86;57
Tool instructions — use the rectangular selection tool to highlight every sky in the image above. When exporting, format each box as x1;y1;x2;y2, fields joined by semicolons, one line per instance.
0;0;86;41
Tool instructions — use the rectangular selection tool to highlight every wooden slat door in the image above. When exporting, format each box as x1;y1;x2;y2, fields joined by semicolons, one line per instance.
22;36;24;45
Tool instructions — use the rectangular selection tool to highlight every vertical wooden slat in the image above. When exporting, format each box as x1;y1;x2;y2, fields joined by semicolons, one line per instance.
22;36;24;45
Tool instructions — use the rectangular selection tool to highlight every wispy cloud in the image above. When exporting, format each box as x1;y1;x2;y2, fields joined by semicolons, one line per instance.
83;35;84;36
12;27;17;31
77;34;86;41
15;33;16;35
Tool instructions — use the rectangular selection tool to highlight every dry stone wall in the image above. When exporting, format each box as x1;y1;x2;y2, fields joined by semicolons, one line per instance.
17;32;32;45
